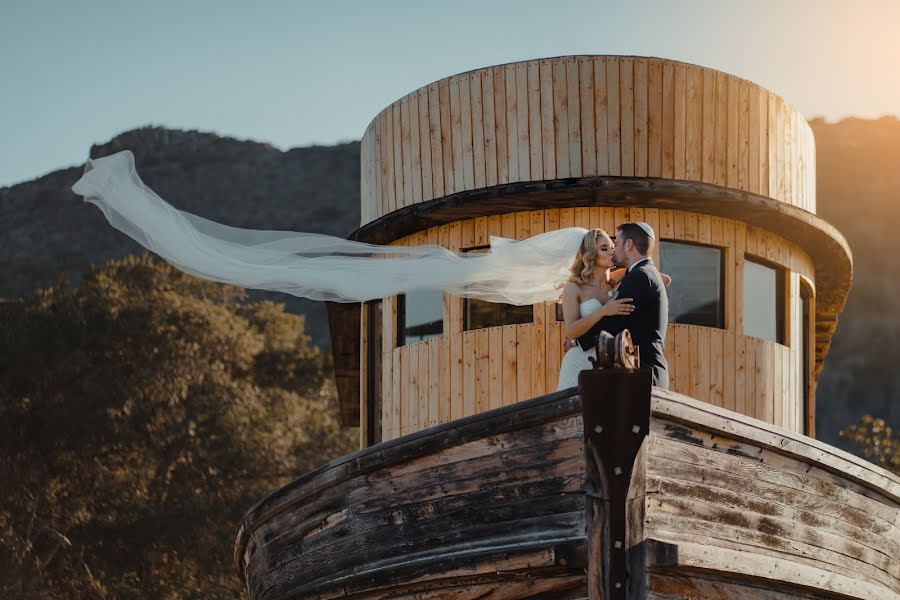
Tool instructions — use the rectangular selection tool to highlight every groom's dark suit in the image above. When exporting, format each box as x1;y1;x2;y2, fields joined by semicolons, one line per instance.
577;258;669;388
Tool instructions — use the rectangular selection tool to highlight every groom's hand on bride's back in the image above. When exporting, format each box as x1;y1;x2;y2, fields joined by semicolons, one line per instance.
603;297;634;317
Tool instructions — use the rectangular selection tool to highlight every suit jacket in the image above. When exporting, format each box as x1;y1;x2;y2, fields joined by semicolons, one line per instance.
577;259;670;388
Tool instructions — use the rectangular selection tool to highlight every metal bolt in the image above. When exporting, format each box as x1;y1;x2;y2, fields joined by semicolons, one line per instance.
594;425;603;434
614;540;622;548
632;425;640;433
614;467;622;476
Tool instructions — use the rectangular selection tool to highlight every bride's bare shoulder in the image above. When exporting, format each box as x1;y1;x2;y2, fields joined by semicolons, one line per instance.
561;280;582;300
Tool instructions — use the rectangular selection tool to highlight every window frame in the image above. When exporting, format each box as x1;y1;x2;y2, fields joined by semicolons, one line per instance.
397;291;444;346
365;299;383;446
460;244;534;332
659;238;727;330
743;254;787;345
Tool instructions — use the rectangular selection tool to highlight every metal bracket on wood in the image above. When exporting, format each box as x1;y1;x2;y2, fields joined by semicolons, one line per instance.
579;366;652;600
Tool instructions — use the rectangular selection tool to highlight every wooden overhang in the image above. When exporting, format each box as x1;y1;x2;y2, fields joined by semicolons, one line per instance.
327;176;852;425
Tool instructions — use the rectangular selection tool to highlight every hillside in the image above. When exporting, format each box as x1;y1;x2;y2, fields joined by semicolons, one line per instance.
811;116;900;446
2;121;897;448
0;128;361;347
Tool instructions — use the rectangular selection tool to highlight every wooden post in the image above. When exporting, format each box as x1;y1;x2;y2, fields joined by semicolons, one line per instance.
579;367;652;599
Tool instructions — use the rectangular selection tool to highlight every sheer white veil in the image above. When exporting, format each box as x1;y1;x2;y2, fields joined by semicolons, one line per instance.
71;150;589;305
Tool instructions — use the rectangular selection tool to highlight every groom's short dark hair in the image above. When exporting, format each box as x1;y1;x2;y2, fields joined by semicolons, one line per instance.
617;222;654;256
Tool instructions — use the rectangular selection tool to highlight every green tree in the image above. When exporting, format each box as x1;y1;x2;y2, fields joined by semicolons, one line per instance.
0;254;356;599
840;415;900;475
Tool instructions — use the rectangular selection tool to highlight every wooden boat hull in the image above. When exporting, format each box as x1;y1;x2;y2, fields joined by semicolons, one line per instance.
235;371;900;599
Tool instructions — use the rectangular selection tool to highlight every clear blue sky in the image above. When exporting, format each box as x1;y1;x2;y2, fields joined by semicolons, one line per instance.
2;0;898;187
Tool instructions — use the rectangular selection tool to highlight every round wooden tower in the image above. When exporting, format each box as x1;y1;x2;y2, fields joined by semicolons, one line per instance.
239;57;900;600
329;55;851;447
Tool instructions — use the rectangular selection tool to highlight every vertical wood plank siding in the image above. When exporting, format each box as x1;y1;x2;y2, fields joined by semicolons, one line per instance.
361;57;814;226
374;209;815;442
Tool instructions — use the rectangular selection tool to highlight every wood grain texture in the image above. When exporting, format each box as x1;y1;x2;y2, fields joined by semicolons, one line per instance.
362;56;816;227
370;210;817;442
236;386;900;600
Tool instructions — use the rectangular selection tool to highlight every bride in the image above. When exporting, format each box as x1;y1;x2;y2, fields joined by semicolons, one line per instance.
556;229;672;390
556;229;635;390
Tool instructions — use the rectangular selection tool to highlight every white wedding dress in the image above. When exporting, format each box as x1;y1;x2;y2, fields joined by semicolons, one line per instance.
556;297;605;390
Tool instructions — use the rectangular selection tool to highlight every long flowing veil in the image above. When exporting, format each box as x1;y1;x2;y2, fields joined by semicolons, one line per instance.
71;150;588;305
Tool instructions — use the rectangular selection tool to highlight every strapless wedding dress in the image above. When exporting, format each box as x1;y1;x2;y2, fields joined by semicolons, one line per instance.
556;297;604;390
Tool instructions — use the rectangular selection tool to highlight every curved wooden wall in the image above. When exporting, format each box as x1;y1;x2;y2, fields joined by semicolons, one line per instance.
360;56;815;226
373;207;815;442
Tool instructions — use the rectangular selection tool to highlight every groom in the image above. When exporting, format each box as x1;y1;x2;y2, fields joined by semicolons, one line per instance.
576;222;670;389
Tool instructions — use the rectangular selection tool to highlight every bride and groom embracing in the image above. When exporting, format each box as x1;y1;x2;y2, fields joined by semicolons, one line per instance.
556;222;670;391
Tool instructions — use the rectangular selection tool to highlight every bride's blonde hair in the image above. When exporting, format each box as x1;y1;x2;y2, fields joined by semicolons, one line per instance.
568;229;607;285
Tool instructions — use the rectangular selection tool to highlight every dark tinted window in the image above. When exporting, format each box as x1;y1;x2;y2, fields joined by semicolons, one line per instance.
743;257;785;343
366;300;382;446
464;299;533;331
660;241;725;328
398;291;443;345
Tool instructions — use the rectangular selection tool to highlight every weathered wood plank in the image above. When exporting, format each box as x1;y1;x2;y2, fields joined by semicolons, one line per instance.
418;339;430;429
459;72;475;190
685;66;703;181
648;496;898;591
647;58;663;178
672;62;686;179
565;56;582;178
738;78;750;192
409;88;423;206
516;323;533;402
493;65;509;185
439;78;455;195
505;63;520;183
702;68;716;184
449;75;465;195
400;95;413;208
427;83;444;198
651;390;900;504
651;539;895;599
527;60;544;180
620;57;635;177
391;102;403;212
530;211;546;396
417;88;432;203
552;58;570;179
606;57;621;176
594;56;609;176
502;325;517;406
470;70;486;190
540;59;556;180
462;331;476;418
516;62;531;181
405;343;417;435
488;327;503;412
579;56;597;176
438;336;450;425
480;69;497;188
633;57;649;178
